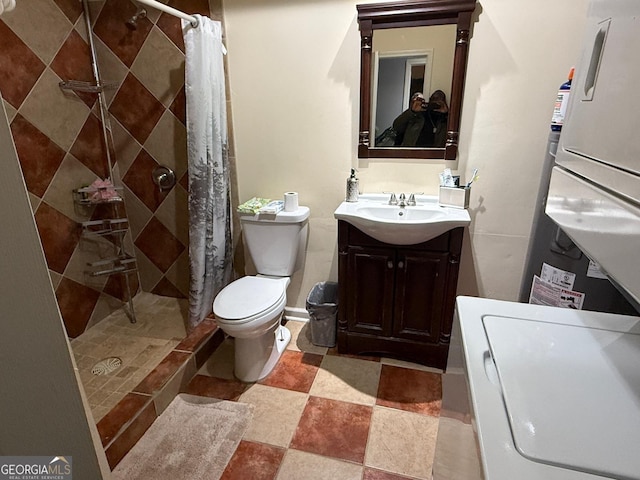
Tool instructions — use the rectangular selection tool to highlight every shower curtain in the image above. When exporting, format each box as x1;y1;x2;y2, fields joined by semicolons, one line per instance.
183;15;232;329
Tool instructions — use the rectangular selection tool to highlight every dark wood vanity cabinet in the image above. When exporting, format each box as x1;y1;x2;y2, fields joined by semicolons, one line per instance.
337;221;464;370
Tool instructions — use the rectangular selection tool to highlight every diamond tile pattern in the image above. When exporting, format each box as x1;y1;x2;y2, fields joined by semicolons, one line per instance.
70;113;110;177
10;114;66;197
0;21;46;109
109;73;166;144
34;201;82;274
122;149;168;211
55;277;101;337
93;0;154;68
50;29;98;108
135;217;185;273
0;0;224;337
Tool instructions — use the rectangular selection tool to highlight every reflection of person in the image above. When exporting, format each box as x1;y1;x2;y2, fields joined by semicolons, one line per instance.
392;90;449;147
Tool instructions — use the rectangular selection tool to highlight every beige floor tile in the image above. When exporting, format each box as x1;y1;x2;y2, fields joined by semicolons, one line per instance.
239;384;308;448
365;406;439;479
276;449;362;480
91;405;111;423
198;337;235;380
309;355;381;406
286;320;329;355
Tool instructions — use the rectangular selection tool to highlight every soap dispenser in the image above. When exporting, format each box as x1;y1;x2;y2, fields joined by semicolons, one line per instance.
346;168;359;202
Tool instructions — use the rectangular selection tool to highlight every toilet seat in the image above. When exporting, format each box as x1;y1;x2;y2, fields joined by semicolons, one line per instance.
213;276;286;324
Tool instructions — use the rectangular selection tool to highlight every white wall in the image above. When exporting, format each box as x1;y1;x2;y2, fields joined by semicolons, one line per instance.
222;0;589;308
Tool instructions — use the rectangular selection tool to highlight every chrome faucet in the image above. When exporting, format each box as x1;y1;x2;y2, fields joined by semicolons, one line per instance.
387;192;398;205
398;193;407;207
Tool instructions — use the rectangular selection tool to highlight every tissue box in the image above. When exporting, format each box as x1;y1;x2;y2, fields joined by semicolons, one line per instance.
439;186;470;209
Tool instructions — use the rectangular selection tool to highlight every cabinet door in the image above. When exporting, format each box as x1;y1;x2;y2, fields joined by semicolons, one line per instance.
393;250;448;343
346;246;395;337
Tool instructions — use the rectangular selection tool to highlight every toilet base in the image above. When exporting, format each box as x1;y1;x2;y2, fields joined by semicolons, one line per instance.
234;325;291;382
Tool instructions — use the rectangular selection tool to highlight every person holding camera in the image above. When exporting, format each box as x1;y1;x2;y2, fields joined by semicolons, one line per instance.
392;90;449;147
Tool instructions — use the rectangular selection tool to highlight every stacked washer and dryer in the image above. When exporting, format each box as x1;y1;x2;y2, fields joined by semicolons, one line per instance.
433;2;640;478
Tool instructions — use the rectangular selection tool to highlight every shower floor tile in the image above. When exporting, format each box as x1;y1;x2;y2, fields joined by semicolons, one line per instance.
71;292;188;422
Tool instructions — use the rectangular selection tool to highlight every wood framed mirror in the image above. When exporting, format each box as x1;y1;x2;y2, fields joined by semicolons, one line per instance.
357;0;477;160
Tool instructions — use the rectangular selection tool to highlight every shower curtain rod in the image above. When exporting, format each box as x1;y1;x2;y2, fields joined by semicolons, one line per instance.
135;0;198;27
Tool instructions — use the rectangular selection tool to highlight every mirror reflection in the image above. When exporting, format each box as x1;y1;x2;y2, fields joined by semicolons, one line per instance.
372;25;456;149
357;0;476;160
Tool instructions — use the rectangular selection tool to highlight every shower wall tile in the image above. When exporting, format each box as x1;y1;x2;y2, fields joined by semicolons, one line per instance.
143;109;188;177
1;0;229;337
155;185;189;246
130;27;185;107
28;193;42;214
93;0;153;68
0;0;73;65
104;272;141;302
135;217;185;273
10;114;66;198
91;37;129;107
122;149;168;211
121;184;153;240
35;201;82;274
50;29;98;108
134;246;165;293
19;68;90;151
70;113;110;178
0;21;46;110
49;270;63;291
3;100;17;123
151;277;187;299
62;234;111;290
169;87;186;125
163;249;190;298
55;276;101;337
110;119;142;175
42;153;99;222
53;0;84;24
109;73;165;144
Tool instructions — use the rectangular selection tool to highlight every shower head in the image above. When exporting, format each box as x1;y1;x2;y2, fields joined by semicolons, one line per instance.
125;7;147;30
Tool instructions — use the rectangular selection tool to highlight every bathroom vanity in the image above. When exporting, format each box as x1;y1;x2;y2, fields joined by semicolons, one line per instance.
336;220;464;369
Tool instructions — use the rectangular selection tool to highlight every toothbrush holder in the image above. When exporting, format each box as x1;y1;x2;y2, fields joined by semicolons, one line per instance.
439;186;470;209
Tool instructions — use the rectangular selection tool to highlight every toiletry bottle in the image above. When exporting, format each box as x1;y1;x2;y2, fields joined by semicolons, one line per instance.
346;169;359;202
551;67;574;131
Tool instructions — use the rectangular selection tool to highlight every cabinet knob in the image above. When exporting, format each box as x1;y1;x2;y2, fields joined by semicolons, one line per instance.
387;261;394;269
398;261;404;269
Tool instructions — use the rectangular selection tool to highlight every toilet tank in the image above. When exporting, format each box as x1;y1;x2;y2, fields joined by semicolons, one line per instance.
240;206;310;276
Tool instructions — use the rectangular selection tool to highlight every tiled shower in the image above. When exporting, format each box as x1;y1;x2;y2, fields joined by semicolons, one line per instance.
0;0;222;338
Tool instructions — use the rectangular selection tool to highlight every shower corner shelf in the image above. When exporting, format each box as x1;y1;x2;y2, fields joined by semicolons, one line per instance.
59;80;118;94
73;186;138;323
73;186;124;206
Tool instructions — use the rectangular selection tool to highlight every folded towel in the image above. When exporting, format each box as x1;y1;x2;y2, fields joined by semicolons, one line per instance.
237;197;271;214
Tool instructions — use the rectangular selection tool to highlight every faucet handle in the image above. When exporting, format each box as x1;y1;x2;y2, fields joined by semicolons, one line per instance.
407;192;423;206
388;193;398;205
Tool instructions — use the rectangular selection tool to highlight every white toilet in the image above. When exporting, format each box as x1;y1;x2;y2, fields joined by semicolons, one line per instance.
212;206;310;382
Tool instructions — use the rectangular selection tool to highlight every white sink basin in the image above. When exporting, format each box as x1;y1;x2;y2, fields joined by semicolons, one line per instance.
334;193;470;245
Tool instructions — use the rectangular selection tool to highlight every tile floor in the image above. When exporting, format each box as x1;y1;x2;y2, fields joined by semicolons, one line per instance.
182;320;443;480
71;292;188;421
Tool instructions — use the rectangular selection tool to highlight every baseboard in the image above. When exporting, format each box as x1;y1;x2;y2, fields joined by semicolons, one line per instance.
284;306;309;323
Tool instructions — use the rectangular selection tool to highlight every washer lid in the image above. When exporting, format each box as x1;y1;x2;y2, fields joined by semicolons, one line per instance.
483;315;640;480
213;276;285;320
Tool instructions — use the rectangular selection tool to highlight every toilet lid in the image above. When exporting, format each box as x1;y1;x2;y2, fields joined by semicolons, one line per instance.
213;276;286;320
